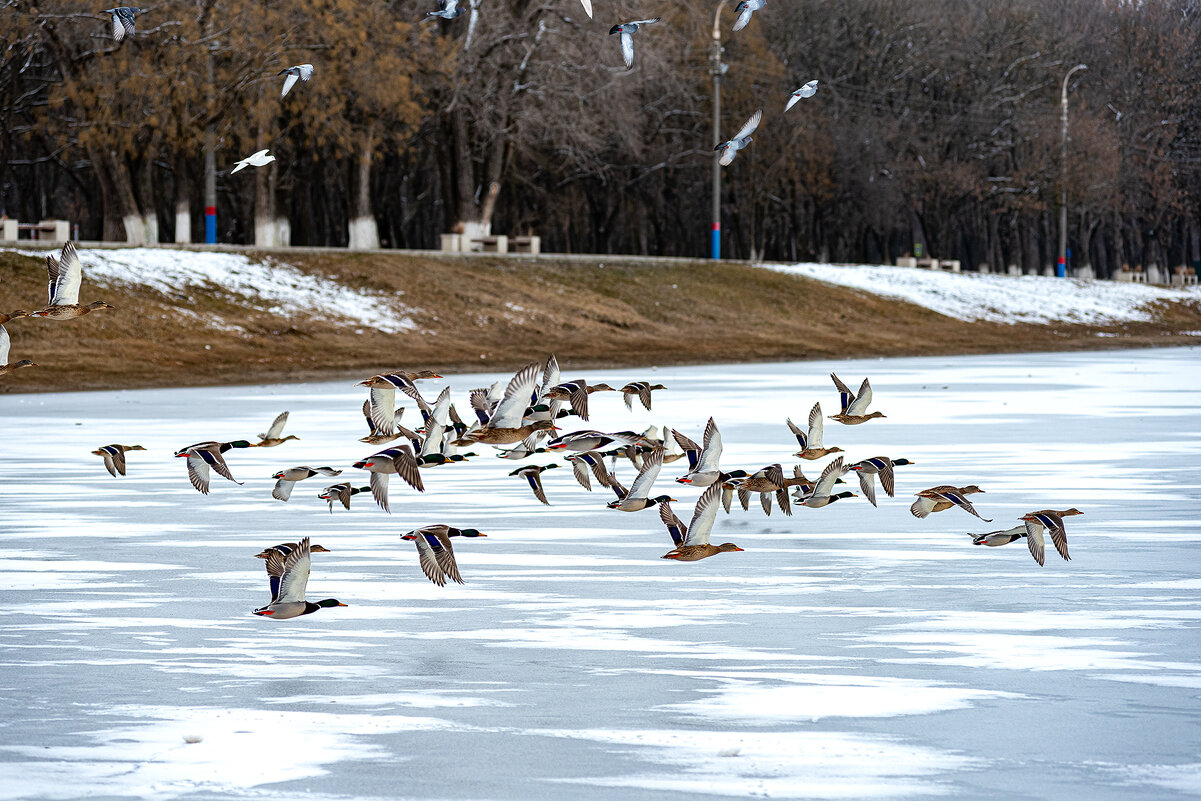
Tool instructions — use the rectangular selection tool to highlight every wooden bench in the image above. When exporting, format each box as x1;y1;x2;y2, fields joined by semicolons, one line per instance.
509;236;540;255
1;219;71;243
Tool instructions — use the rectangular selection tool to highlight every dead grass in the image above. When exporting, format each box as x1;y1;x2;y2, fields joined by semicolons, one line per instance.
1;249;1198;394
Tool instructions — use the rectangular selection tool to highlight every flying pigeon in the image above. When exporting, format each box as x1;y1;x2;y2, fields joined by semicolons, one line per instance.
427;0;465;19
785;80;818;111
101;7;141;43
732;0;765;32
279;64;314;98
714;109;762;166
231;149;276;174
609;18;661;70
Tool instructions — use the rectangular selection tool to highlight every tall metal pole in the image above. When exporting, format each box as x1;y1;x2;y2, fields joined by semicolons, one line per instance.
204;44;217;245
1059;63;1086;278
710;3;724;260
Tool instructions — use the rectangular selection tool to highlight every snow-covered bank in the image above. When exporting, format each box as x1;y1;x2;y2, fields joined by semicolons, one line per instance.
16;247;416;333
764;262;1201;324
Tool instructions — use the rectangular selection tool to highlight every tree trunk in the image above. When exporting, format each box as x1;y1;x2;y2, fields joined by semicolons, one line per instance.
107;149;147;244
348;121;379;249
174;153;192;243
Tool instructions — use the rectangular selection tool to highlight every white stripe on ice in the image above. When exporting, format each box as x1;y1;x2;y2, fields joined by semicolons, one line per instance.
760;262;1201;324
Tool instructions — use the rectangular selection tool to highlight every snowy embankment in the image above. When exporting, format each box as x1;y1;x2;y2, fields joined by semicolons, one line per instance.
17;248;416;333
763;262;1201;325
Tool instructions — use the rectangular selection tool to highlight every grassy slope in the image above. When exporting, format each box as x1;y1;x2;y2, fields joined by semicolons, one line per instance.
1;249;1199;394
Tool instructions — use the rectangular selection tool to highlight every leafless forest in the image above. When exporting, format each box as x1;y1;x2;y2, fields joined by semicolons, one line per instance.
3;0;1200;272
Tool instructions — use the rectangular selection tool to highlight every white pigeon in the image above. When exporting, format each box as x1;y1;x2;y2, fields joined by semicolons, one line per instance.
785;80;818;111
279;64;314;98
714;109;762;166
732;0;765;32
230;149;275;174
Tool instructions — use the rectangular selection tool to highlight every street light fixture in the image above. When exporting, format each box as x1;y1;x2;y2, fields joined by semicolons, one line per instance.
1059;63;1086;278
710;2;726;260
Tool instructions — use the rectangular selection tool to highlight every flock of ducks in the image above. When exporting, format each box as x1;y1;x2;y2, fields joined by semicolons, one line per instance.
2;244;1084;619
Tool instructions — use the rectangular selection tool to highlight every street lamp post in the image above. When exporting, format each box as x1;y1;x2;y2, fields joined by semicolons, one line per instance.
1059;63;1086;278
710;3;724;260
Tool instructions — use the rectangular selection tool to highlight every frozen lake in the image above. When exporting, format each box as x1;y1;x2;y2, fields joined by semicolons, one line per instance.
1;346;1199;800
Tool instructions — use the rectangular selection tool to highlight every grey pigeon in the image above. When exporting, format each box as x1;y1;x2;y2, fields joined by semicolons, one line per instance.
732;0;764;32
609;18;661;70
101;7;141;43
714;109;762;166
279;64;314;98
427;0;465;19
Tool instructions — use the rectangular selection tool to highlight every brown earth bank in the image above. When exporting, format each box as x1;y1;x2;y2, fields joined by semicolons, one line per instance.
1;247;1199;394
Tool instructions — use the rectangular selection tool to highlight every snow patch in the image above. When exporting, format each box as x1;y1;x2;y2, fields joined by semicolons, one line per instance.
11;247;416;333
761;262;1201;324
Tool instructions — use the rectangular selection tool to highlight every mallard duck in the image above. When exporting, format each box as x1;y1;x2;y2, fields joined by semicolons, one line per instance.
660;483;744;560
255;411;300;447
547;429;646;453
355;373;420;437
253;537;347;618
567;451;613;491
271;466;342;501
970;525;1044;564
0;320;37;376
787;402;843;460
400;525;485;587
620;381;666;411
352;445;424;513
174;440;251;494
497;444;549;460
419;452;474;468
92;443;146;477
674;418;727;487
828;373;886;425
797;456;857;508
417;386;454;458
843;457;914;507
727;463;795;516
1021;508;1081;563
358;399;421;446
509;463;559;504
457;362;561;445
544;380;615;421
253;542;332;559
29;243;114;320
607;449;674;511
911;485;990;521
318;482;371;512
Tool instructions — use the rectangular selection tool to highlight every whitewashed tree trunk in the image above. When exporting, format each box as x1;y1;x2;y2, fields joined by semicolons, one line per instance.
348;122;379;250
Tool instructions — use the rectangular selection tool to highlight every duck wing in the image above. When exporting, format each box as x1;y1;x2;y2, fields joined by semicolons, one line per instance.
1023;520;1047;566
369;472;391;513
270;537;312;603
683;483;721;547
694;417;723;475
1028;513;1071;561
807;402;825;448
390;445;425;491
368;384;399;435
786;417;807;449
671;428;702;470
262;411;289;440
658;500;687;546
813;455;845;498
411;527;463;587
185;450;211;494
524;470;550;505
272;479;295;502
490;361;541;429
625;448;663;500
830;373;856;414
943;489;991;521
856;471;878;508
846;377;874;416
49;242;82;305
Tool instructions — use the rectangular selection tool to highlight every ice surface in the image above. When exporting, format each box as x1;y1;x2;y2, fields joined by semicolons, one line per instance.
763;262;1201;324
0;347;1200;799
